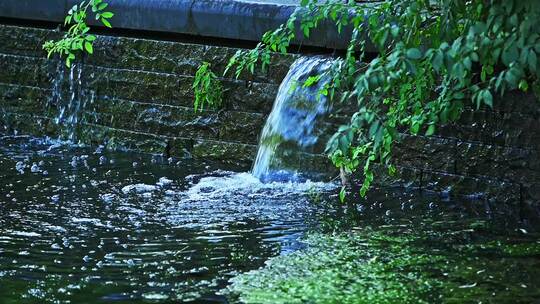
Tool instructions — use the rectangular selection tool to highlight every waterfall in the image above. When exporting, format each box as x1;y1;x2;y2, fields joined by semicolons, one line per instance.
252;56;333;182
50;62;93;142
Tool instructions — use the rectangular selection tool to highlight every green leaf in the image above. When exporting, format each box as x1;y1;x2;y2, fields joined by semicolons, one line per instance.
519;79;529;92
406;48;422;60
84;41;93;54
528;49;537;72
432;51;443;72
425;124;436;136
101;11;114;18
101;18;112;28
388;164;397;176
482;90;493;108
303;75;321;87
303;26;310;38
410;121;420;135
502;44;519;66
339;187;346;203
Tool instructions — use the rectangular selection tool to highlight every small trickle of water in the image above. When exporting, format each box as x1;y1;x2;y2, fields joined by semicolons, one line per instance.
48;60;64;108
51;63;94;142
252;57;333;182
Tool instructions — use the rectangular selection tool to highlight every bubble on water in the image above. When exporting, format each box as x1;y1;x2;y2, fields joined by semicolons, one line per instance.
30;163;40;173
15;161;25;173
38;160;45;166
51;195;60;202
157;177;173;187
10;231;41;237
46;225;66;233
99;156;107;165
132;162;138;168
100;193;115;203
121;184;158;194
143;293;169;300
95;145;104;154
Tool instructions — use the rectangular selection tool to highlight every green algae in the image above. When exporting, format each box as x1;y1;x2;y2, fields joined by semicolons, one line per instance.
226;220;540;304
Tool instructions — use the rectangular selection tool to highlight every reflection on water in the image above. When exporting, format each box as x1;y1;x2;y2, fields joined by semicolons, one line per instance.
0;136;539;303
0;136;338;303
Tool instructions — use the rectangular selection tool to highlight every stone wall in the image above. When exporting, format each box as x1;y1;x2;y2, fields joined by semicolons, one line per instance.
374;91;540;215
0;24;296;169
0;24;538;213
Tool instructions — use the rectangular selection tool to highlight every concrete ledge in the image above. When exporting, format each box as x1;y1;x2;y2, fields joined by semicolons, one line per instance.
0;0;66;23
0;0;363;50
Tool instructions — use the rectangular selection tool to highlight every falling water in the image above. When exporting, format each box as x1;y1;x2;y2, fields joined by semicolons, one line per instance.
50;62;92;142
252;56;333;182
48;59;64;108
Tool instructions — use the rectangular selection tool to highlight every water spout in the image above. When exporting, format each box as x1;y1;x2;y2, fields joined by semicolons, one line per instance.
252;56;333;182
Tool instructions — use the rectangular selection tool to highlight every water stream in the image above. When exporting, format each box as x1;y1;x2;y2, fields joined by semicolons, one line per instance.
252;56;333;182
49;62;94;142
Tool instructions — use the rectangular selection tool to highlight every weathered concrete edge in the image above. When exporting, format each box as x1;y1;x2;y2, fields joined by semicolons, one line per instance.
0;0;373;50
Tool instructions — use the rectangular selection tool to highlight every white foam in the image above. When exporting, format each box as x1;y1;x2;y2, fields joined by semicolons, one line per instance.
182;171;336;202
121;184;158;194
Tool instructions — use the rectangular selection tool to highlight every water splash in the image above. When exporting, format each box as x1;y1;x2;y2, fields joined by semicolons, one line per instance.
252;56;333;182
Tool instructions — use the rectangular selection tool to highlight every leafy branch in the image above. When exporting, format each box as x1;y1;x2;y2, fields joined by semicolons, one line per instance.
43;0;113;67
215;0;540;201
192;62;223;112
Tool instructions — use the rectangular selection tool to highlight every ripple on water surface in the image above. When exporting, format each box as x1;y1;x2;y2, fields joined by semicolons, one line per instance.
1;136;539;303
0;136;338;303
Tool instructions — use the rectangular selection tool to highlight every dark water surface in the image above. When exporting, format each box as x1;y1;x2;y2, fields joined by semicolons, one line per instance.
0;136;336;303
0;136;539;303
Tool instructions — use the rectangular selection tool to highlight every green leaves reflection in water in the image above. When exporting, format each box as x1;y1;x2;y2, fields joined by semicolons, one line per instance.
227;218;540;304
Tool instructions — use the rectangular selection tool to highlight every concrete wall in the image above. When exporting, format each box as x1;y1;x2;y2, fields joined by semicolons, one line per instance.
0;24;539;213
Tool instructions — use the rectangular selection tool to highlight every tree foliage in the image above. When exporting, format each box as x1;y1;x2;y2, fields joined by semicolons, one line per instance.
43;0;113;67
211;0;540;200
